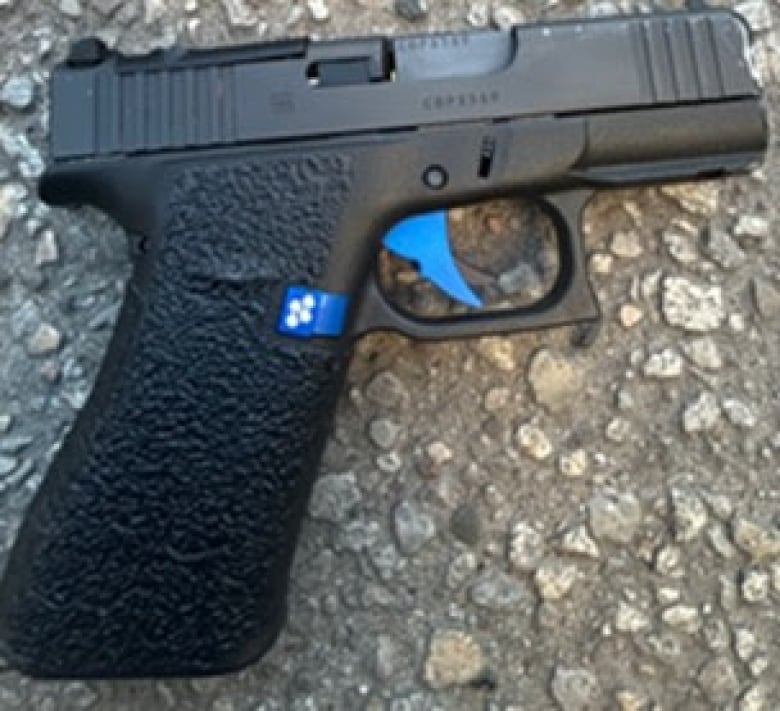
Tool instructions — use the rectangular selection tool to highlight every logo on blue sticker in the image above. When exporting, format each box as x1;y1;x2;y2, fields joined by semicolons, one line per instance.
277;287;349;339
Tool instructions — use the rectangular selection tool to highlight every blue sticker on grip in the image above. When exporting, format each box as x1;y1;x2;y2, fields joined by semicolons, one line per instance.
277;287;349;338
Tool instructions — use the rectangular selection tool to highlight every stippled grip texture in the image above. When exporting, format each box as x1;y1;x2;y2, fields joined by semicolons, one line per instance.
0;152;354;678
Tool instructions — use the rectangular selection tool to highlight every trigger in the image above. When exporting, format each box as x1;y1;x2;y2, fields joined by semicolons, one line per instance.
382;211;484;308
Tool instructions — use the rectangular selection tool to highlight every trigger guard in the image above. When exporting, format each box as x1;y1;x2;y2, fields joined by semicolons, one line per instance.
352;189;600;341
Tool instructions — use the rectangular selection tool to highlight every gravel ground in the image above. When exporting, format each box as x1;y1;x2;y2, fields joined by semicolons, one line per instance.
0;0;779;709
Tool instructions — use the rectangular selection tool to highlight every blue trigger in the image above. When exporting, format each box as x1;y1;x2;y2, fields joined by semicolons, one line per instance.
382;211;484;308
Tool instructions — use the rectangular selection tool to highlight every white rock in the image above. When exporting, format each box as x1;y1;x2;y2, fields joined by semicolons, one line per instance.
491;5;524;30
589;491;642;545
662;277;724;332
661;604;700;634
722;399;757;429
309;472;361;523
734;627;756;662
423;630;484;689
476;336;515;372
610;231;644;259
509;521;545;572
734;215;770;241
557;525;600;559
741;568;770;603
517;424;552;460
0;183;26;238
60;0;82;18
670;487;708;542
222;0;257;27
682;337;722;370
702;226;746;269
615;601;650;633
26;322;62;356
733;517;780;560
34;229;59;266
534;558;579;600
643;348;683;378
661;182;719;215
682;392;720;433
663;230;699;264
551;667;600;711
466;1;489;27
0;76;34;110
307;0;329;22
589;251;613;275
558;449;588;479
619;304;644;329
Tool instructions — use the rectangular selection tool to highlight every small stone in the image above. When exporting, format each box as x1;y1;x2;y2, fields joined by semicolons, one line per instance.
497;262;545;299
703;616;731;651
491;5;524;30
309;472;361;523
739;685;766;711
517;424;552;460
654;545;683;577
376;451;402;473
0;415;11;433
26;323;63;356
643;349;683;378
662;277;724;332
557;525;599;559
366;371;409;408
682;391;720;433
447;550;477;588
749;655;769;678
732;517;780;560
0;76;34;111
605;417;631;443
550;666;600;711
368;418;400;449
663;230;699;264
741;568;770;603
771;562;780;593
729;312;746;332
425;440;452;466
222;0;256;27
702;227;746;269
60;0;82;18
508;521;545;571
682;337;722;370
423;630;484;689
615;601;651;633
0;183;26;239
656;586;680;605
751;278;780;319
734;215;770;241
587;0;620;16
34;229;59;266
707;524;737;558
661;604;700;634
0;456;18;476
615;690;650;711
450;503;481;546
619;304;644;329
661;182;719;215
307;0;329;22
610;231;643;259
534;558;578;600
394;0;428;20
466;1;489;27
589;491;642;545
698;656;740;706
483;386;510;412
476;337;516;372
670;487;708;542
469;568;528;609
589;251;613;275
722;399;757;428
558;449;588;479
527;348;581;413
393;500;435;554
734;627;756;662
720;573;739;611
703;492;733;519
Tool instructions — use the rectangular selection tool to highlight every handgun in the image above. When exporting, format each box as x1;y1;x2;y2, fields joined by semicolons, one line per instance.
0;9;767;678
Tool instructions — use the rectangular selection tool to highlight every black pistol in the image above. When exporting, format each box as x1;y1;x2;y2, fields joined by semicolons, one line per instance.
0;9;767;678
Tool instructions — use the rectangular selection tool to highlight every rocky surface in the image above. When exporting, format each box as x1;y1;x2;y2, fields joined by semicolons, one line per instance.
0;0;778;709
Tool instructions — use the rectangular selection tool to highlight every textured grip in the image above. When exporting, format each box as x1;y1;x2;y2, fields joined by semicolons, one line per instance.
0;152;354;677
